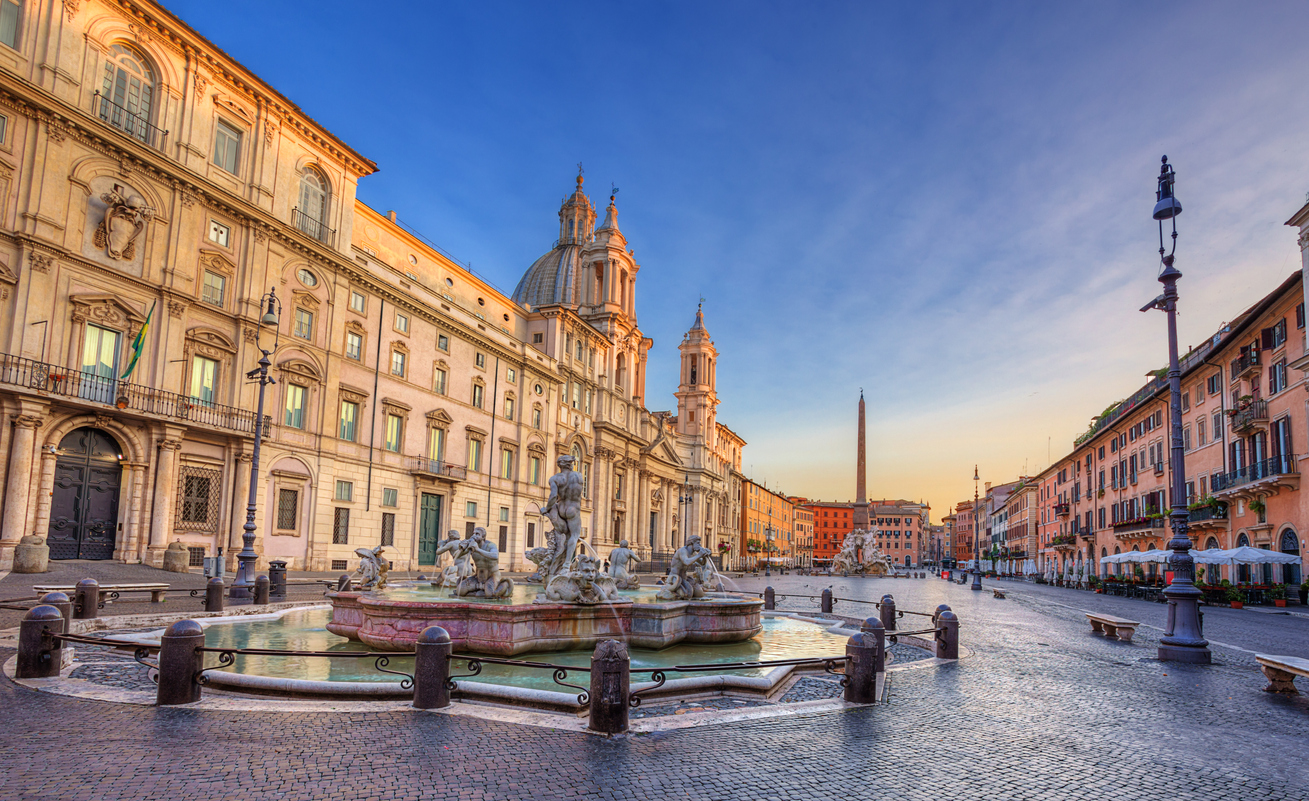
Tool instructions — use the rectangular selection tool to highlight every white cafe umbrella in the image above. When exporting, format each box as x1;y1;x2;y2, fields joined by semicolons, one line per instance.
1222;545;1300;566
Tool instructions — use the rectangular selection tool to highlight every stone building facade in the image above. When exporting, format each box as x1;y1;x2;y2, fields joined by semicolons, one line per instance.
0;0;744;572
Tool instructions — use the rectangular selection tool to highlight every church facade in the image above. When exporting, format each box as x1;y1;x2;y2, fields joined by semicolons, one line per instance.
0;0;742;573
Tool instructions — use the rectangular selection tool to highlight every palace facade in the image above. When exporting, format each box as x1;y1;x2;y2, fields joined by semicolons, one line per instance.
0;0;742;572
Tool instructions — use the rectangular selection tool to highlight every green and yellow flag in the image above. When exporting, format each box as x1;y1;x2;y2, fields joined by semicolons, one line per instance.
120;299;155;380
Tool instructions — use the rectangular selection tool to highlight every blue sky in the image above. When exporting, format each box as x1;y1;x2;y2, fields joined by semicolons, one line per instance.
171;1;1309;514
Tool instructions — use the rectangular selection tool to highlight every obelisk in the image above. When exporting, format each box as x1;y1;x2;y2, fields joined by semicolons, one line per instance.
853;391;870;530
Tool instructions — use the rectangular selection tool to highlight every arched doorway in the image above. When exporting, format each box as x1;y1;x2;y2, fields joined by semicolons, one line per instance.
1279;529;1301;586
1236;533;1250;584
48;427;122;560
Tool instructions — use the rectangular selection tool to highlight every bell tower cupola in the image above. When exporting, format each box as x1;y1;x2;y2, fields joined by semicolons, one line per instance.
559;169;596;246
675;301;719;446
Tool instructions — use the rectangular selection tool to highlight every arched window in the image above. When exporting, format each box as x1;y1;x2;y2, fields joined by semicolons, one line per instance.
100;44;155;144
1280;529;1301;586
1236;533;1250;583
296;168;330;242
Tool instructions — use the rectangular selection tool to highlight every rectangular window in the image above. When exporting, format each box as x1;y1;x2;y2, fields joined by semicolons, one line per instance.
333;507;350;544
345;331;363;361
466;501;478;518
467;439;482;472
382;487;398;508
339;400;358;441
335;480;353;502
532;333;543;344
381;513;395;547
475;352;486;369
1270;360;1288;394
189;356;218;406
213;120;242;174
500;448;514;479
178;468;217;527
571;382;581;409
294;308;314;340
1181;392;1189;413
331;559;348;571
506;367;516;383
284;384;306;428
1198;418;1206;446
385;413;403;452
1207;373;1221;395
428;427;445;461
530;455;541;485
201;270;226;307
472;383;484;409
395;313;409;334
1183;427;1192;451
433;368;447;395
207;220;230;247
499;506;509;523
390;350;406;377
1298;303;1306;330
350;290;366;314
504;396;515;419
438;335;449;352
0;1;19;50
532;406;542;429
277;489;299;530
1272;318;1287;349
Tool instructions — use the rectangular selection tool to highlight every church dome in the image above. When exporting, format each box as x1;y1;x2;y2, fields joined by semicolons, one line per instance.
511;243;583;308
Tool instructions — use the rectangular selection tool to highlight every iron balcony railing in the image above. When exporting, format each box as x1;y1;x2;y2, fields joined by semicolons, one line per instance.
1231;399;1269;432
292;207;336;247
1211;454;1298;492
1188;504;1228;524
410;457;468;482
1054;502;1070;516
92;91;168;150
0;353;261;435
1112;517;1166;535
1231;350;1261;378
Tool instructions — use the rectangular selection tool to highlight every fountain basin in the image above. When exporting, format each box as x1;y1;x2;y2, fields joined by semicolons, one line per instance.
327;588;764;655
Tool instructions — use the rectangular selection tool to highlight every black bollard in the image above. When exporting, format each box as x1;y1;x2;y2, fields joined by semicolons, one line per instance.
74;578;99;620
413;626;452;709
16;606;63;679
764;586;775;611
880;594;897;631
588;640;630;735
41;592;72;634
860;616;887;674
415;574;428;581
267;560;287;598
337;574;353;592
254;575;270;605
156;619;204;705
821;588;834;614
204;577;225;612
933;604;952;627
844;623;882;704
936;610;960;659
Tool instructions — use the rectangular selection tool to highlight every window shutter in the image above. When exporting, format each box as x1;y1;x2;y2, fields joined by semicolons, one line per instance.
1261;328;1273;350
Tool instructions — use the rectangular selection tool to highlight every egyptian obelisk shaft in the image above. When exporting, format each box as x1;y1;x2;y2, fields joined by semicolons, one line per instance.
853;391;870;530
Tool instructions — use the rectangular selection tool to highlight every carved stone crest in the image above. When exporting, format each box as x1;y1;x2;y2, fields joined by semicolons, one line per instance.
94;185;155;260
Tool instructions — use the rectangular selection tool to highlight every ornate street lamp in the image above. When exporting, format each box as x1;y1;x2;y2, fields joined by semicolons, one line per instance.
1141;156;1211;663
971;465;983;590
230;288;280;603
678;477;693;548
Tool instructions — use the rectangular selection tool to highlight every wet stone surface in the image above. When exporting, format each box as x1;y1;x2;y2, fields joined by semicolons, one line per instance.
630;696;770;719
779;675;844;703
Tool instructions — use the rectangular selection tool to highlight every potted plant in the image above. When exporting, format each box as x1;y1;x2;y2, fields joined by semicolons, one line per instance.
1269;584;1287;607
1300;579;1309;606
1226;587;1244;609
1248;499;1266;515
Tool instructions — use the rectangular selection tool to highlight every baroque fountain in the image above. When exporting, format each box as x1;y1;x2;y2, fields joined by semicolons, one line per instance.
326;455;763;656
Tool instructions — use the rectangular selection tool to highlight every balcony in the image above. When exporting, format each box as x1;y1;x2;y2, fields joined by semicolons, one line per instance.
0;353;260;435
92;92;168;151
1054;502;1070;517
1211;454;1299;499
1230;399;1269;433
1153;462;1164;476
1187;503;1229;532
1050;535;1077;551
1231;350;1261;380
409;457;468;483
292;207;337;247
1113;516;1167;540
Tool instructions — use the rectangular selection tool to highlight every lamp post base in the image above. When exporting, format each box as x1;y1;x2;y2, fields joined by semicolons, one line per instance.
1157;643;1211;664
969;570;982;591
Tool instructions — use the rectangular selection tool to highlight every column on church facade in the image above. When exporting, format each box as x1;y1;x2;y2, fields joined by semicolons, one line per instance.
1;408;44;564
634;468;649;552
148;434;184;564
119;463;147;561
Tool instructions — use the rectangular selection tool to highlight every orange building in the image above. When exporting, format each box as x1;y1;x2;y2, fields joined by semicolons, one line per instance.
739;479;793;568
802;499;927;568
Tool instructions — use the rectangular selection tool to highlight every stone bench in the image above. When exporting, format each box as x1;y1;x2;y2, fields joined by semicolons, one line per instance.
1086;613;1140;642
35;583;170;604
1255;654;1309;695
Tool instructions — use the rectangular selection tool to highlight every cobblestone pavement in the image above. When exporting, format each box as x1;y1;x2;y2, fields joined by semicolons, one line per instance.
2;575;1307;800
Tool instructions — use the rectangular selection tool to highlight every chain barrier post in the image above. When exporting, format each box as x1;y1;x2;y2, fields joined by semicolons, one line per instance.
74;578;99;620
764;586;775;611
880;594;897;631
844;622;881;704
936;610;959;659
254;575;270;605
41;591;71;634
413;626;452;710
933;604;952;627
16;606;62;679
588;640;629;735
861;616;887;673
156;619;204;706
821;588;834;613
204;577;224;612
336;574;353;592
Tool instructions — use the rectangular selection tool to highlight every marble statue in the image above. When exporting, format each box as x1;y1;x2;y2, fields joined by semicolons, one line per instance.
538;454;585;584
656;535;713;601
434;530;473;589
94;185;155;261
525;526;559;584
606;539;640;590
544;554;619;604
351;545;389;591
832;530;892;576
454;527;513;599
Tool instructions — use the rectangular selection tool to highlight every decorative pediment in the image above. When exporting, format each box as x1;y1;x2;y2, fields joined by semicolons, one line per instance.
345;319;367;334
276;355;323;383
291;289;320;308
381;397;412;415
465;424;488;439
213;93;252;123
198;249;237;275
425;408;453;427
339;383;370;404
184;326;237;357
526;437;547;455
70;294;148;329
498;436;519;448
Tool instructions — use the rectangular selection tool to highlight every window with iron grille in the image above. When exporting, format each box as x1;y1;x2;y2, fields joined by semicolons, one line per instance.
188;546;206;567
331;560;348;571
176;465;221;531
277;488;299;530
333;507;350;544
381;512;395;547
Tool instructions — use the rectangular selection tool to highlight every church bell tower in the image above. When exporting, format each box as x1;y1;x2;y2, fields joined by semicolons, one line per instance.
675;302;718;447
